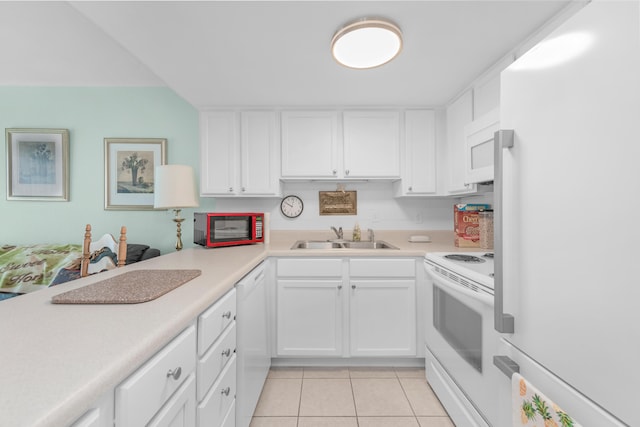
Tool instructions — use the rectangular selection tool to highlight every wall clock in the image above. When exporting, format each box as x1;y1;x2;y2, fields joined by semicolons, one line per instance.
280;195;303;218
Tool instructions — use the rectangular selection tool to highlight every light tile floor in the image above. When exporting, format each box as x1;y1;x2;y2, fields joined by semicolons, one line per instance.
250;367;455;427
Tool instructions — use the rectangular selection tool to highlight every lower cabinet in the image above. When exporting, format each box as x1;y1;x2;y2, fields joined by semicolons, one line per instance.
276;279;345;356
274;257;418;358
107;288;238;427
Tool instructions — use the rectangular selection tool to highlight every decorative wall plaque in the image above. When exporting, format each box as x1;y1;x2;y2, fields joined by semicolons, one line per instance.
319;191;357;215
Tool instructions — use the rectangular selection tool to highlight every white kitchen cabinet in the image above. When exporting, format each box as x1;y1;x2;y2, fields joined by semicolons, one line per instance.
445;90;477;195
200;111;281;196
349;279;417;356
147;373;196;427
281;110;401;180
197;287;237;427
276;278;345;356
281;111;339;178
274;257;418;359
115;325;197;426
393;110;437;196
342;111;401;178
349;258;416;356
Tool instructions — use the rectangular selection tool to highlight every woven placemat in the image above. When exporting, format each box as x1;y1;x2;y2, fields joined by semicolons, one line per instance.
51;269;202;304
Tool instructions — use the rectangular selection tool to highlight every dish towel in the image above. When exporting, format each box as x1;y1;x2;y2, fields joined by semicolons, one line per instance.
512;372;582;427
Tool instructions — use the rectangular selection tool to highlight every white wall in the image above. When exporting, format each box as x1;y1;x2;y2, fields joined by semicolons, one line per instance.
211;181;455;232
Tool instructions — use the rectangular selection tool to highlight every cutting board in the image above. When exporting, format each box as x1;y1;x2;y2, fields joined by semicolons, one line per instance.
51;269;202;304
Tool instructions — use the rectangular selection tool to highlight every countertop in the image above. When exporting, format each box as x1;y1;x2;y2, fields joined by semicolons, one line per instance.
0;230;479;427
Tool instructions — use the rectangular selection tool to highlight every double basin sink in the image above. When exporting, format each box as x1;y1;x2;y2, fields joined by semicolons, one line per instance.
291;240;399;250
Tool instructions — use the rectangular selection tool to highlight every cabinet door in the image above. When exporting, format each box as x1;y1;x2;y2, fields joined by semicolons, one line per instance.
343;111;400;178
349;279;416;356
240;111;280;195
399;110;437;195
281;111;339;178
147;373;196;427
276;279;344;356
200;111;239;195
445;91;477;194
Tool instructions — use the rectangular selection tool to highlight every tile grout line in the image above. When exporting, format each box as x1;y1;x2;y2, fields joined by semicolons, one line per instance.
348;368;360;427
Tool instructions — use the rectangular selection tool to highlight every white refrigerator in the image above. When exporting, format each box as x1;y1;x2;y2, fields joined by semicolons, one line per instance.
493;1;640;426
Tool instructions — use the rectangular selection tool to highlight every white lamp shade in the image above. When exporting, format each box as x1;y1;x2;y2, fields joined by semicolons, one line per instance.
153;165;199;209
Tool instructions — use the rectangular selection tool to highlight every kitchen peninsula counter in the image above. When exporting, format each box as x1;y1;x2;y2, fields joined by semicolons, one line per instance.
0;230;473;427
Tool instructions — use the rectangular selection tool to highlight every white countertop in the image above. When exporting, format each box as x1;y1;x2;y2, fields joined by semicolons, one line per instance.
0;230;477;427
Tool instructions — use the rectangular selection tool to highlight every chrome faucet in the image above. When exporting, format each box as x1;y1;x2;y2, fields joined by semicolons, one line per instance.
331;226;343;240
367;228;375;242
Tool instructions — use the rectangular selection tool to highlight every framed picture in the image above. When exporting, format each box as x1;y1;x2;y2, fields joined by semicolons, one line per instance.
104;138;167;210
6;128;70;201
319;190;357;215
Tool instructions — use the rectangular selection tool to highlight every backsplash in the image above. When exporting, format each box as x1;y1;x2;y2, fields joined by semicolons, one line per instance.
211;182;457;231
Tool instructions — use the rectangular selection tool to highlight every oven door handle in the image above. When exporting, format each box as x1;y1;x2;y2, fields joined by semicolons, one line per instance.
426;265;494;306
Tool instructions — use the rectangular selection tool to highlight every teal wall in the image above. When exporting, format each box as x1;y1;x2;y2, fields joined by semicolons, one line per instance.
0;87;215;254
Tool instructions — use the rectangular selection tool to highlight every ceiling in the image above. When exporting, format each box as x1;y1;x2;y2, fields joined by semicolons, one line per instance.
1;1;575;109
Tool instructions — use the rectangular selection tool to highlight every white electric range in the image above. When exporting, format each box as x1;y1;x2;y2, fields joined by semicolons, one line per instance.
424;252;500;427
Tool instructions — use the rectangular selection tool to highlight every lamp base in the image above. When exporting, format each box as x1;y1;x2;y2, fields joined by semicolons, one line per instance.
172;209;186;251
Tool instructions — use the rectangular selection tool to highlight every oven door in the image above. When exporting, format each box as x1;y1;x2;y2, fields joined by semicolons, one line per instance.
424;261;499;426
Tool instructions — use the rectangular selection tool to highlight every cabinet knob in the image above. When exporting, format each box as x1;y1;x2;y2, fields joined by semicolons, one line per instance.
221;348;232;357
408;186;413;192
337;285;342;290
222;311;232;319
166;367;182;381
333;169;337;175
221;387;231;396
352;284;356;289
345;169;350;176
241;187;246;192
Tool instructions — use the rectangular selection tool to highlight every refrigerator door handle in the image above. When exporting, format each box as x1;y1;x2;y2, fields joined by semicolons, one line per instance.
493;355;520;379
494;129;515;333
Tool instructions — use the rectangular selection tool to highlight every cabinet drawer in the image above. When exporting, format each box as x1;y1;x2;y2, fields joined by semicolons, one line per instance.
197;321;236;401
116;325;196;427
198;289;236;356
277;258;342;277
349;258;415;277
197;355;237;427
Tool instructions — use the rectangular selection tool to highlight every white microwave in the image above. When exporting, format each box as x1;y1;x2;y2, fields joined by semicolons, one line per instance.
464;108;500;184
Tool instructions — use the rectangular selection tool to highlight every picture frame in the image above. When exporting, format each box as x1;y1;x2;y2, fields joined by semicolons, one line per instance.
319;190;357;215
104;138;167;210
6;128;70;201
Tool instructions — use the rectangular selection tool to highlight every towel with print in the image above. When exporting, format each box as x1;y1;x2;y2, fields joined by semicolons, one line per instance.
513;372;582;427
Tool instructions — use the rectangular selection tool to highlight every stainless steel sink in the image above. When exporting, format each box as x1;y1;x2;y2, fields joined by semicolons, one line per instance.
341;241;398;249
290;240;398;250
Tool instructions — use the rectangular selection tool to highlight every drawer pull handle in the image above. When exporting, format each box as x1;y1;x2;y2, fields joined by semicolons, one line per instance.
166;367;182;381
221;348;231;357
221;387;231;396
222;311;232;319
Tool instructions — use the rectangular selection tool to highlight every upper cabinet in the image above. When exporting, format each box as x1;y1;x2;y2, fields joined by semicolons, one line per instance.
342;111;400;178
281;110;400;180
280;111;339;179
394;110;437;196
200;111;281;197
445;90;477;195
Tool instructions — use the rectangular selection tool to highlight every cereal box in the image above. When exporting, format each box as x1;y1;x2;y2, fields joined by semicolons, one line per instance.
454;204;491;247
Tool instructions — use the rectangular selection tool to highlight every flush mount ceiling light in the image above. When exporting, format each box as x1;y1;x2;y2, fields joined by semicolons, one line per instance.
331;18;403;69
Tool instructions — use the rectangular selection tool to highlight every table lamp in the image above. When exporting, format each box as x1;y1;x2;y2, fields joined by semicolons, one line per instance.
154;165;199;251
